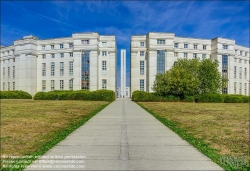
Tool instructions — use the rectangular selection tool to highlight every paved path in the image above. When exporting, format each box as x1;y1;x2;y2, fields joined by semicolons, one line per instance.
26;98;223;170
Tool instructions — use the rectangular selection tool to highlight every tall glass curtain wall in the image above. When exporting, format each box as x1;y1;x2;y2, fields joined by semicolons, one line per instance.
157;50;165;74
82;50;90;90
222;54;228;94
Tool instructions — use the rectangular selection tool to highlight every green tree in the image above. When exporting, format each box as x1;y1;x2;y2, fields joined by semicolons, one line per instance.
153;59;222;98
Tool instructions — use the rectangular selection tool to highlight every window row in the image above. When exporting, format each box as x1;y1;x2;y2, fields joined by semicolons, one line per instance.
42;52;73;59
234;82;248;95
42;62;73;76
41;43;74;50
234;58;248;64
42;80;73;91
235;50;248;56
2;66;15;79
2;82;15;91
174;52;207;59
234;66;247;79
2;58;15;63
174;43;207;50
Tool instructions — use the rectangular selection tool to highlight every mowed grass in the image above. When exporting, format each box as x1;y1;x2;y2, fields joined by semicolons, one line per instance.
1;100;108;157
138;102;249;159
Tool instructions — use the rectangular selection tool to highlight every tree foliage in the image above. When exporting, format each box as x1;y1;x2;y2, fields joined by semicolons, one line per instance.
152;59;222;98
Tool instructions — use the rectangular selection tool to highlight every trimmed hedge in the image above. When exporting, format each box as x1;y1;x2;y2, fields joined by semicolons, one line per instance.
0;90;32;99
132;91;249;103
132;90;180;102
34;90;115;102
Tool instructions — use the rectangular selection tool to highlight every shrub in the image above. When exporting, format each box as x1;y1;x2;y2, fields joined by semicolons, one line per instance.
0;90;32;99
132;91;180;102
33;90;115;101
224;95;249;103
184;96;194;102
195;94;224;103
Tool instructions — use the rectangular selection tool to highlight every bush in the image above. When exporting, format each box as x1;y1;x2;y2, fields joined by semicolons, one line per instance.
0;91;32;99
132;91;180;102
184;96;194;102
33;90;115;101
224;95;249;103
195;94;224;103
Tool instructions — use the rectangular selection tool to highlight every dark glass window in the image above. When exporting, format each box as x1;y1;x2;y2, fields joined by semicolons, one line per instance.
157;50;165;74
82;50;90;90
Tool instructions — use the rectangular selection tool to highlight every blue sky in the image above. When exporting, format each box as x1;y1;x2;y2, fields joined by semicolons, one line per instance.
1;1;249;87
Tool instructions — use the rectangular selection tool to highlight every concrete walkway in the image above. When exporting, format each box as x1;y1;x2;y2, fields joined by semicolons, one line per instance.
26;98;223;170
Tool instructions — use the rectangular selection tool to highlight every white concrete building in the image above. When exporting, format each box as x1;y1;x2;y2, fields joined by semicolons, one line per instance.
0;32;117;96
131;32;249;96
117;87;130;98
120;49;126;98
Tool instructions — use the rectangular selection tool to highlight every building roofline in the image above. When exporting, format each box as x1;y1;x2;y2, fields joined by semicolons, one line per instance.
175;36;210;41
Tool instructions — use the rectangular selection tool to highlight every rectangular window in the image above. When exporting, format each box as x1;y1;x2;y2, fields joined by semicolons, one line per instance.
69;79;73;90
102;51;107;56
234;66;236;78
239;83;242;94
245;68;247;79
202;54;206;59
222;54;228;94
239;67;242;79
51;45;54;49
174;52;178;57
245;60;247;64
174;43;178;48
8;82;10;91
3;82;5;90
13;66;15;78
102;79;107;89
239;59;241;63
102;42;107;46
234;58;236;62
235;50;237;54
13;58;15;62
60;62;64;76
245;52;247;56
82;40;89;45
51;62;55;76
8;67;10;78
234;82;237;94
102;61;107;74
42;63;46;76
70;52;73;57
140;51;144;56
245;83;247;95
82;50;90;90
223;44;228;49
13;82;15;90
42;54;46;59
60;80;64;90
3;67;5;78
51;54;55;58
157;50;165;74
193;53;197;58
240;51;242;55
140;79;144;91
140;42;144;46
69;43;73;48
42;80;46;92
42;45;45;50
140;61;144;75
157;39;165;44
60;44;64;49
60;53;64;58
203;45;207;50
51;80;55;91
69;61;73;75
184;53;187;58
184;44;188;48
194;45;197;49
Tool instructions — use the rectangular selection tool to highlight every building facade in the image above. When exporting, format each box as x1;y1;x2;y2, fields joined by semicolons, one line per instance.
0;33;117;96
120;49;126;98
116;87;130;98
131;32;249;96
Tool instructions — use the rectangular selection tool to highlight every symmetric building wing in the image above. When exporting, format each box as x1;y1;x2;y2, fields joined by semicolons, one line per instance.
130;32;249;95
